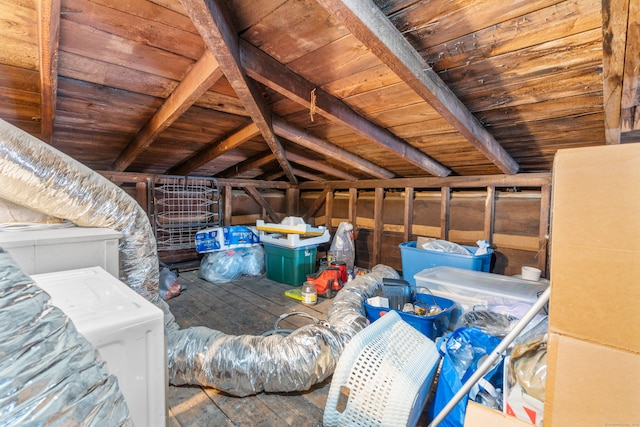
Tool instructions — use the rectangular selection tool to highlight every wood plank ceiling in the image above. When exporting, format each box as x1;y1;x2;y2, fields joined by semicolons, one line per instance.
1;0;638;183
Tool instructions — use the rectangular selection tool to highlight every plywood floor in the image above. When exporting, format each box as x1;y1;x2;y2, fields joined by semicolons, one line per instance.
165;270;434;427
165;271;335;427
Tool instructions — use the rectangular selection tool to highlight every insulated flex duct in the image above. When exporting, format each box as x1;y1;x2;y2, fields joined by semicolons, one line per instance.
0;120;156;295
0;119;176;329
0;250;132;426
0;119;400;396
168;264;399;396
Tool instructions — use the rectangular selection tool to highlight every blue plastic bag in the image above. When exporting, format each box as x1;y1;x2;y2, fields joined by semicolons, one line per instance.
428;327;504;427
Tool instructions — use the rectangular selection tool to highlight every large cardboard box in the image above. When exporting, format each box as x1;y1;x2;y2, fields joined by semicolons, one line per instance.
549;144;640;353
544;144;640;426
544;333;640;426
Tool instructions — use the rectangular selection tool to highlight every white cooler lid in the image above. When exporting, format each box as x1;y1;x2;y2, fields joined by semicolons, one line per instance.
414;266;549;304
31;266;162;338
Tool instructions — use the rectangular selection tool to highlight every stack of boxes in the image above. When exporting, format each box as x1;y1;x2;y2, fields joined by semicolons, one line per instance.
544;144;640;425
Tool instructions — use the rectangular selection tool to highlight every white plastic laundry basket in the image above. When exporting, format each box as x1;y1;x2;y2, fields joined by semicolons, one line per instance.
324;311;441;427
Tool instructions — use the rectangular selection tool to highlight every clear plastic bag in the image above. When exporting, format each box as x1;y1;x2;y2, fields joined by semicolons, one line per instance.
422;239;471;255
329;222;355;271
461;308;519;337
509;317;548;401
199;246;265;283
159;266;182;300
241;245;265;277
199;250;244;283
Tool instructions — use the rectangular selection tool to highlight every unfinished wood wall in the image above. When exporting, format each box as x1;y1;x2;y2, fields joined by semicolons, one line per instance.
298;173;552;277
104;172;551;277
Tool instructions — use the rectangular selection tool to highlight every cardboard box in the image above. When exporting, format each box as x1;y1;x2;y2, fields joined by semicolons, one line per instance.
464;402;533;427
549;144;640;353
544;333;640;427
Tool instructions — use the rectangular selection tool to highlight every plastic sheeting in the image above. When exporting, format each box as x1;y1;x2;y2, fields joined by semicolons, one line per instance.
168;265;399;396
0;250;132;426
0;118;401;397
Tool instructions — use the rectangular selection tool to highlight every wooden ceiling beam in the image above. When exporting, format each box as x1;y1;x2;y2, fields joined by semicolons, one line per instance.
179;114;393;179
169;122;260;175
240;41;450;177
316;0;520;175
286;151;358;181
298;172;552;191
37;0;61;143
259;170;287;181
112;48;223;171
302;189;330;222
243;186;281;223
180;0;298;184
619;0;640;143
216;149;354;181
602;0;628;144
216;150;276;178
255;168;324;182
292;167;325;182
272;117;394;179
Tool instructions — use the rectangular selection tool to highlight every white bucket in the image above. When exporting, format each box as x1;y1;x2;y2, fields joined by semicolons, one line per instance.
521;266;542;281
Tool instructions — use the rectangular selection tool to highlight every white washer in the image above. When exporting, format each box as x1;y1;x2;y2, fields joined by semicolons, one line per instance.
31;267;166;427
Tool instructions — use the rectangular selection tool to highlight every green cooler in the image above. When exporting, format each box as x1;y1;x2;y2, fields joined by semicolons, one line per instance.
263;243;317;286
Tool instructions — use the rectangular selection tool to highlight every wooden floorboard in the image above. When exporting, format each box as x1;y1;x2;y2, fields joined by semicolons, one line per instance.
166;271;331;426
165;270;433;426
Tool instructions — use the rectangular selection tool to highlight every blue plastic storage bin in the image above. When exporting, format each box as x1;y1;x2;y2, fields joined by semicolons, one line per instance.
364;294;455;340
399;241;492;287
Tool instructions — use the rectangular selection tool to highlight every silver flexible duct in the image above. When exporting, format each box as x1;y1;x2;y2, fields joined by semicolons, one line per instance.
0;119;176;330
0;121;155;293
0;119;400;396
168;264;399;396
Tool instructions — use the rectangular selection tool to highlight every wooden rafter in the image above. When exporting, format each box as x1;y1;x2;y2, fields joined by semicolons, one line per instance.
180;0;298;184
620;0;640;142
292;167;325;182
220;148;357;181
602;0;629;144
189;116;387;180
298;172;552;191
217;150;276;178
272;117;394;179
240;41;451;177
259;170;287;181
302;188;330;222
243;186;281;223
316;0;520;175
37;0;61;143
286;151;358;181
113;49;223;171
169;122;259;175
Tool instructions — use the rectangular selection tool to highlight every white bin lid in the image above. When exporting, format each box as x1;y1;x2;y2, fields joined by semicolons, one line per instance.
0;226;121;248
414;266;549;304
31;266;162;338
